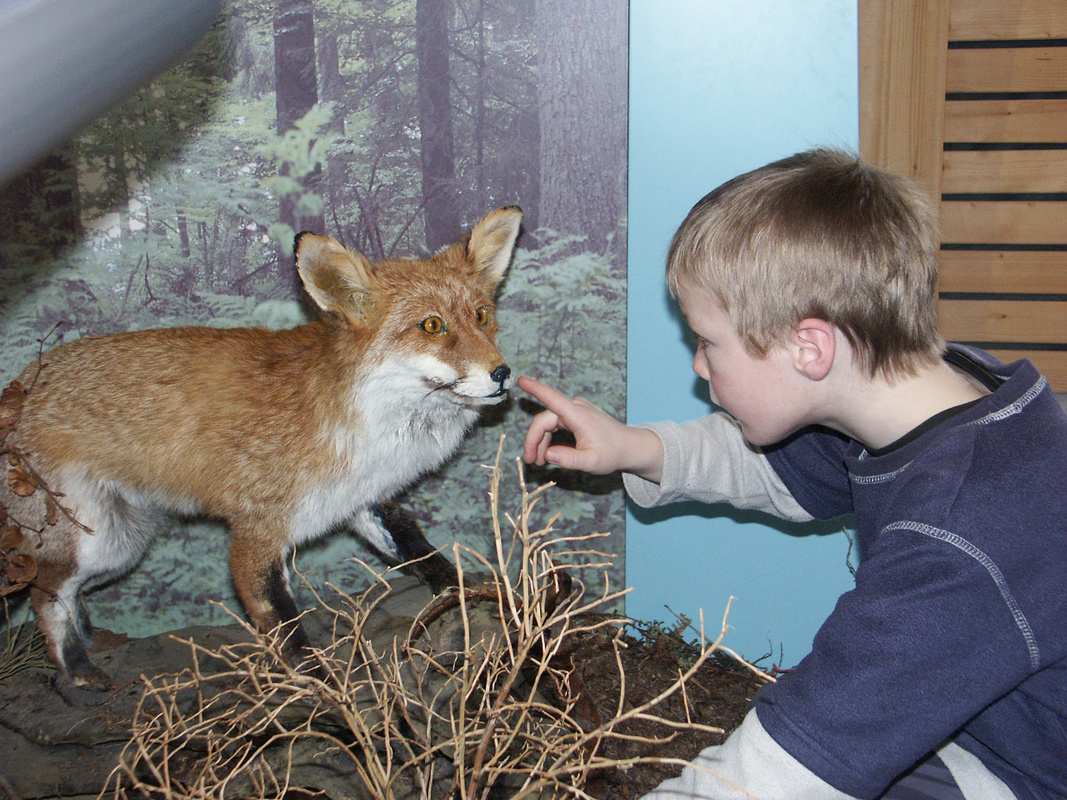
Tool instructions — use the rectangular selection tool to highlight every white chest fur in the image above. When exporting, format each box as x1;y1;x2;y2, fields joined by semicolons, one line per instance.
288;357;479;545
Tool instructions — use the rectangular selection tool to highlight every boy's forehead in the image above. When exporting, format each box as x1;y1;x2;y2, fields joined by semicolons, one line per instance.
677;278;723;317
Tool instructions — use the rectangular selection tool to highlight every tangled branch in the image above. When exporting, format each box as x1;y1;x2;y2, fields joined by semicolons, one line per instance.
104;437;764;800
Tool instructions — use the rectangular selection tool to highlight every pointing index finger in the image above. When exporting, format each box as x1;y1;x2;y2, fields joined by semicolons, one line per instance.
517;375;574;415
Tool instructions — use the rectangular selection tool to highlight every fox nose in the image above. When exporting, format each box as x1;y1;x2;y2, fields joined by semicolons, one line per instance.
490;365;511;387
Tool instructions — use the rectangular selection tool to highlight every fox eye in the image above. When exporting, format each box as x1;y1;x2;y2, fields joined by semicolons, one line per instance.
475;306;490;326
419;315;445;335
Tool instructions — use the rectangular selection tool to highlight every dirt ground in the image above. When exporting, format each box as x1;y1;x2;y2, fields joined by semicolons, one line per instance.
568;621;765;799
0;581;764;800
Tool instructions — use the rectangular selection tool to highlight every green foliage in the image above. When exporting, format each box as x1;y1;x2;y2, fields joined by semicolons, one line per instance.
258;104;336;254
503;230;626;412
0;0;628;634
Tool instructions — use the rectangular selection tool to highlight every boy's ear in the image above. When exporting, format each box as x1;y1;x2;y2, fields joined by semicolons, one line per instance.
792;318;836;381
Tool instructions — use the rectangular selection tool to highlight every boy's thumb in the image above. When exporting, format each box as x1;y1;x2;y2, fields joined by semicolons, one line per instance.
545;446;569;468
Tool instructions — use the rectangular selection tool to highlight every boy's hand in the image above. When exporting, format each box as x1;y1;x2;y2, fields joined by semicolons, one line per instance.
518;375;664;482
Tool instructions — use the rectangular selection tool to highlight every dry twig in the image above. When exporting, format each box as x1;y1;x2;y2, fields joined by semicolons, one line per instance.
103;436;764;800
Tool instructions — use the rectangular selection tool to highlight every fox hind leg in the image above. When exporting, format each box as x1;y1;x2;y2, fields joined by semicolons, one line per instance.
23;481;162;690
30;574;114;691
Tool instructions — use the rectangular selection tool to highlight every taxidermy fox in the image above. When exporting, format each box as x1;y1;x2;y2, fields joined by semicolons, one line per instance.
3;206;522;690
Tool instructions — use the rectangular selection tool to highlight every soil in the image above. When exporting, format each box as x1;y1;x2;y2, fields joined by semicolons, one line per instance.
569;622;765;799
0;578;763;800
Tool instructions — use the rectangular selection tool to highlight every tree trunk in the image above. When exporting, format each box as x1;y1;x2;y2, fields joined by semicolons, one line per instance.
177;212;191;259
274;0;324;251
535;0;627;255
473;0;487;210
318;17;349;239
416;0;461;251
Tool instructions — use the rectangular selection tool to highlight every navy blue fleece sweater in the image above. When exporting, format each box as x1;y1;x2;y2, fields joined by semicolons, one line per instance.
761;346;1067;799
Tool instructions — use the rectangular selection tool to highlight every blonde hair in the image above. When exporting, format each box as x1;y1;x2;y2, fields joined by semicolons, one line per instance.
666;148;944;379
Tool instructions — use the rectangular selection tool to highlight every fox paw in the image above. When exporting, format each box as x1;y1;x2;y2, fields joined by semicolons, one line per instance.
66;662;116;693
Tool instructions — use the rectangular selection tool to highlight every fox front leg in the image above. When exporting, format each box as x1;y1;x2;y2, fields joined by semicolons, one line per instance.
351;502;459;594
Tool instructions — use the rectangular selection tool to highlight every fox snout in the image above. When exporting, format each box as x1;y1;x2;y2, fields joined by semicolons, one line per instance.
490;364;512;396
429;361;512;405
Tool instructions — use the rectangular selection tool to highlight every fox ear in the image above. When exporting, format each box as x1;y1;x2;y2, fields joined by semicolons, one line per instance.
294;232;376;323
465;206;522;292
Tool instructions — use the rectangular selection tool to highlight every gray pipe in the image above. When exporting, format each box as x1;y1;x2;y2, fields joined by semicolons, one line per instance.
0;0;221;185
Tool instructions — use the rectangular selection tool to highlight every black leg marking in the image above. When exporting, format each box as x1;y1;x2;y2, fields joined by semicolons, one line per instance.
74;597;93;648
264;560;310;664
369;502;459;593
58;628;113;691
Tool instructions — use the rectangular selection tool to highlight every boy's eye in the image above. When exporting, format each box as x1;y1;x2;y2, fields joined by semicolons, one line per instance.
475;306;490;326
419;315;446;334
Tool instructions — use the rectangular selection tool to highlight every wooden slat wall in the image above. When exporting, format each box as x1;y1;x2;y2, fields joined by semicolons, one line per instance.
938;250;1067;292
942;150;1067;193
944;98;1067;142
858;1;949;202
939;0;1067;389
949;0;1066;39
861;0;1067;389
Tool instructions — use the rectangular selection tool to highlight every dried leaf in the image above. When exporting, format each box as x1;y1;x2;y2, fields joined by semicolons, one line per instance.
44;495;60;526
0;380;24;414
0;525;22;554
0;384;23;440
1;379;24;398
1;552;36;591
0;405;17;428
7;466;36;497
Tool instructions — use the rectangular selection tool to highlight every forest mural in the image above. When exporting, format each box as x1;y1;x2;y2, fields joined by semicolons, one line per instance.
0;0;627;634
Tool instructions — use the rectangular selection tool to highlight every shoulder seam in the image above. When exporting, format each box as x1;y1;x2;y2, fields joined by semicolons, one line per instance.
884;520;1040;671
975;377;1046;426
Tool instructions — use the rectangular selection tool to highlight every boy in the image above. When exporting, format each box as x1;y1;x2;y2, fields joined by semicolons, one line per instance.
520;149;1067;800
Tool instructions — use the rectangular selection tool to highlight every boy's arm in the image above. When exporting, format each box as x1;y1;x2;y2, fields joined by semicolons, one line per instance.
519;376;810;521
642;708;859;800
642;709;1015;800
625;415;813;522
519;376;665;481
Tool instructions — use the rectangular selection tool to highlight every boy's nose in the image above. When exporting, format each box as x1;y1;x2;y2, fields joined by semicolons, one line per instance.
692;352;706;379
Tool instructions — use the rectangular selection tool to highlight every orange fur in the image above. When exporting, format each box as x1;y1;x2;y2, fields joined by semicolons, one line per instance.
7;207;523;689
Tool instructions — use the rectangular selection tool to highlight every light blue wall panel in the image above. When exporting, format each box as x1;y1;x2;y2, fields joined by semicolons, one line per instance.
626;0;859;665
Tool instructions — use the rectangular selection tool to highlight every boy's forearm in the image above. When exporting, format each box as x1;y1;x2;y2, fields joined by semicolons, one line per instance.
620;425;665;483
623;415;813;522
642;709;858;800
